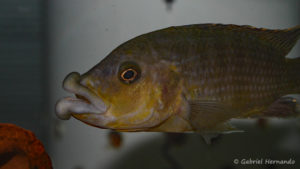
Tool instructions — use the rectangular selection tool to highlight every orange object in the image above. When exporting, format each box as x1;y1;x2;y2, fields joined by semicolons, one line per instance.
0;123;53;169
108;131;122;148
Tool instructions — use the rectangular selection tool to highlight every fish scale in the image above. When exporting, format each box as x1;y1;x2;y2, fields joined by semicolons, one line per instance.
187;51;286;111
146;25;298;114
56;24;300;132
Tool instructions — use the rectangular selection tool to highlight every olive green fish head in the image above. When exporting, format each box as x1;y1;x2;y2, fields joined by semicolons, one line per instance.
56;39;187;131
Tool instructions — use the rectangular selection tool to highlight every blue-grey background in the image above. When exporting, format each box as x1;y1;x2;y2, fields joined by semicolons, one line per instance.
1;0;300;169
0;0;49;143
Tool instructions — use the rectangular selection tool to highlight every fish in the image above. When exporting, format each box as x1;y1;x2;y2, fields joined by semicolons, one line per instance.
55;23;300;133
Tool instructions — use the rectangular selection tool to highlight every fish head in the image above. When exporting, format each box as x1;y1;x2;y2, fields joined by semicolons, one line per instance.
55;41;187;131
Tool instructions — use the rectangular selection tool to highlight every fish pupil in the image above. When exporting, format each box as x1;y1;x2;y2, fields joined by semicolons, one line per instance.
124;70;134;79
122;68;137;82
119;62;141;84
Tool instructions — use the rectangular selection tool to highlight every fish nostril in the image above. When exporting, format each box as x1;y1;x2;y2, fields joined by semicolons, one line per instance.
79;76;96;90
62;71;107;112
79;78;87;86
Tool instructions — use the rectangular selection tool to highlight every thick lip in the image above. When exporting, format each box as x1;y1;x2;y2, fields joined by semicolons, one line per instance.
55;72;107;120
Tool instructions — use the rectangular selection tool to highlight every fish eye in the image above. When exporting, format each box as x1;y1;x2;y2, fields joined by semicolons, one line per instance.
118;61;141;84
121;68;137;83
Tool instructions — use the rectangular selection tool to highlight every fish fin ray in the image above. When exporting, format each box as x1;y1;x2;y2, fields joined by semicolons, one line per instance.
167;24;300;56
200;133;220;145
200;122;243;134
200;123;243;144
263;96;300;117
188;100;238;131
262;25;300;56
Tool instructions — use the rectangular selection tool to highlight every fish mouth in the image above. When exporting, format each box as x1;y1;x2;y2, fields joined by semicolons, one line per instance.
55;72;107;120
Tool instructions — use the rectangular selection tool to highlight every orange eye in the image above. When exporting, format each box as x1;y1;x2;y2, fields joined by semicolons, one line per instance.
120;68;138;83
118;61;141;84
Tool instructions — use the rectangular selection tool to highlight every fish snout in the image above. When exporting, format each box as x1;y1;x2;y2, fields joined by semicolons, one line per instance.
55;72;107;120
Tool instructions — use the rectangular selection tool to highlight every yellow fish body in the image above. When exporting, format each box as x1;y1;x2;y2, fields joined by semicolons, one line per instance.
56;24;300;133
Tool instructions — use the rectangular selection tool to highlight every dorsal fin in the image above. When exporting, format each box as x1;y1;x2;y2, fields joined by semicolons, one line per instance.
163;24;300;56
260;25;300;56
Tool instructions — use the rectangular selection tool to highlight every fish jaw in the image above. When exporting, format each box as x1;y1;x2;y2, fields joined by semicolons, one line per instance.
55;72;108;122
55;61;189;131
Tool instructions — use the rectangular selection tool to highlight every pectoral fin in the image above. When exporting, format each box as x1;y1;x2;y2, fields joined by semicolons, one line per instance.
200;123;243;144
200;133;220;145
188;100;241;133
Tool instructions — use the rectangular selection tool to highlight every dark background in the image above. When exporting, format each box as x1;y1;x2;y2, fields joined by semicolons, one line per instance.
0;0;48;143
